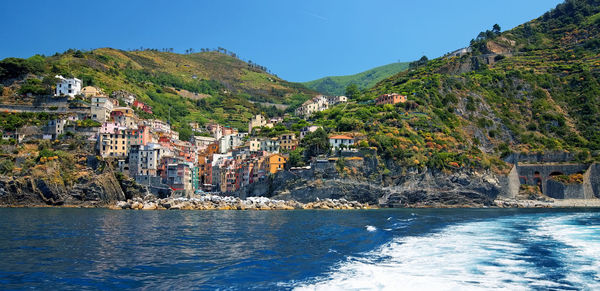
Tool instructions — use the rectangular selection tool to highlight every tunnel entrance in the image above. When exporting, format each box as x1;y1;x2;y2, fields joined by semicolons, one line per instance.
534;171;543;193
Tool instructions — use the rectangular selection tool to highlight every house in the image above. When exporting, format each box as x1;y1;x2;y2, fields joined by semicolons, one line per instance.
42;119;67;140
54;75;82;98
295;95;329;118
260;138;280;153
133;100;153;114
129;143;163;177
278;133;298;151
91;96;114;122
166;162;195;194
329;135;355;150
248;137;262;151
192;136;217;150
144;119;171;133
97;126;150;157
81;86;103;98
248;114;270;133
327;95;348;105
300;125;321;139
267;153;288;174
376;93;406;105
111;90;136;106
110;107;137;129
219;134;244;154
1;130;24;143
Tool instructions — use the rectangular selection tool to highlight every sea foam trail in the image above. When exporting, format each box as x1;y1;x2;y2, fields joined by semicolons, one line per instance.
294;214;600;291
533;213;600;289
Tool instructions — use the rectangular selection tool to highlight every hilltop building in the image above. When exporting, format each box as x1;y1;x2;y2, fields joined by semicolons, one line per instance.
375;93;406;105
54;75;82;98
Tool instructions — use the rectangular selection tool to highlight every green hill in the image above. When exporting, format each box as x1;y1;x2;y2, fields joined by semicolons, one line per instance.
302;62;409;95
0;48;316;131
309;0;600;172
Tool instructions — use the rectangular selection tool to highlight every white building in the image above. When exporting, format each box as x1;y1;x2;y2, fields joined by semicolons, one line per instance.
54;75;82;98
295;95;329;118
248;137;262;152
329;135;355;150
219;134;244;154
129;143;163;177
91;96;114;122
260;138;280;153
193;136;217;150
327;95;348;105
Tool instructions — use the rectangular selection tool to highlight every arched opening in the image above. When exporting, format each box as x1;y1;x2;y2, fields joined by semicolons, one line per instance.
534;171;543;193
549;171;564;177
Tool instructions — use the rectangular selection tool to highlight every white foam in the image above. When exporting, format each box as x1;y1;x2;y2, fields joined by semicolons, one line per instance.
365;225;377;232
532;213;600;289
294;216;590;290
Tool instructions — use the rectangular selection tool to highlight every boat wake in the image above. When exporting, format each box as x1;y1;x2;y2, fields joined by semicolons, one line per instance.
293;213;600;290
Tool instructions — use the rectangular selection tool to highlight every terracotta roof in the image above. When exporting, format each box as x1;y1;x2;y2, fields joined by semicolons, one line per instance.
329;135;353;140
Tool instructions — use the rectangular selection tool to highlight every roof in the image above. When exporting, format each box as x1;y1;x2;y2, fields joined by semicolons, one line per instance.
329;135;353;140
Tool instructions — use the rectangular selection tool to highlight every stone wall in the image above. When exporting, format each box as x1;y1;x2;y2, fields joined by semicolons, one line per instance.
497;165;519;198
504;151;574;164
546;179;588;199
516;164;589;196
588;164;600;199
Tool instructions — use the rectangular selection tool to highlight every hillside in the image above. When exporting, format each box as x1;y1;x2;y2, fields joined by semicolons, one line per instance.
0;48;316;130
302;62;409;95
310;0;600;172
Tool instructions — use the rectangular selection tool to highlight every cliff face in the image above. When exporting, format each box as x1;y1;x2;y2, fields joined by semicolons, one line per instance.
231;154;508;207
0;169;127;207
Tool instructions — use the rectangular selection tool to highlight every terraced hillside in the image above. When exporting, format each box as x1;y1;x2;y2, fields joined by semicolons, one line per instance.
0;48;316;130
309;0;600;173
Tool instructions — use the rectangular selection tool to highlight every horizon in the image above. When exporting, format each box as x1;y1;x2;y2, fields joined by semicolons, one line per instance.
0;0;563;82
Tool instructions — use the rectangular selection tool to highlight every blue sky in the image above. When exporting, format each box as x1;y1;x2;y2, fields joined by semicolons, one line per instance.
0;0;563;82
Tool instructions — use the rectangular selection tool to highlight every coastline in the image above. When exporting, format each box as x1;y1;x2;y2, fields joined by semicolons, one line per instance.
3;196;600;210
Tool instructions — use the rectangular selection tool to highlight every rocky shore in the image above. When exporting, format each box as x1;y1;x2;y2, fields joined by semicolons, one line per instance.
109;195;375;211
494;198;600;208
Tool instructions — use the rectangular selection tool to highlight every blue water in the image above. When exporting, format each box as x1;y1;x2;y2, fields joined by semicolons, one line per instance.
0;208;599;290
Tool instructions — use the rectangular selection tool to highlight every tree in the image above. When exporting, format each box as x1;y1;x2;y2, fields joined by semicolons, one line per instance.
73;50;84;58
492;24;501;34
301;128;329;159
345;83;360;100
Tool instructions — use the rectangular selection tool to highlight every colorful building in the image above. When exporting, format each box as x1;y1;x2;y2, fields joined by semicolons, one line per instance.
268;153;288;174
375;93;406;105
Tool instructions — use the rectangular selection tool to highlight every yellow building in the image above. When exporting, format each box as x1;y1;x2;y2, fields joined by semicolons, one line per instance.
81;86;103;98
278;133;298;151
99;132;128;157
268;153;288;174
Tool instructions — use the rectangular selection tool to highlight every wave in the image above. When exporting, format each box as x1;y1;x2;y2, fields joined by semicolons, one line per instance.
294;213;600;290
365;225;377;232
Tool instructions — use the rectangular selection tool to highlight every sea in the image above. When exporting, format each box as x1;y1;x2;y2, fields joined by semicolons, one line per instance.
0;208;598;290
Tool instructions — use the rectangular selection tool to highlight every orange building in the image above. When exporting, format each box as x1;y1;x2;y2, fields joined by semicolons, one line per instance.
267;154;288;174
376;93;406;105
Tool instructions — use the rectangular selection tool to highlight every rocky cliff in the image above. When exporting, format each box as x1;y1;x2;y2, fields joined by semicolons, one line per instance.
0;170;127;207
231;153;509;207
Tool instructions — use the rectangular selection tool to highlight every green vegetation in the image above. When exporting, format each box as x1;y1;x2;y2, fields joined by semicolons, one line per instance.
0;48;317;135
0;112;54;131
303;62;410;95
